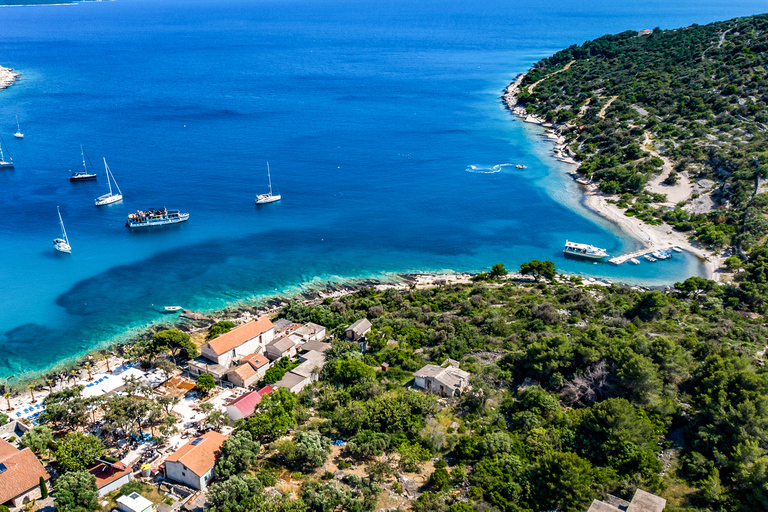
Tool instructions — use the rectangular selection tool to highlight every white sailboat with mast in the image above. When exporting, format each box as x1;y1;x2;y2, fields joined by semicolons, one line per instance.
0;136;13;168
256;162;281;204
95;158;123;206
14;116;23;139
53;206;72;254
70;146;97;180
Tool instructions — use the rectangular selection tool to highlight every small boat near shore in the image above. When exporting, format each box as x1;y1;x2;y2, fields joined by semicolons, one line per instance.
652;250;672;260
94;158;123;206
126;207;189;228
630;258;640;265
53;206;71;254
563;240;609;260
70;146;97;181
644;254;657;262
671;247;683;253
256;162;281;204
164;306;182;312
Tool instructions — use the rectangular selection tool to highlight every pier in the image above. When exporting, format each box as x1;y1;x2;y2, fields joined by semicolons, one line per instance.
609;248;653;265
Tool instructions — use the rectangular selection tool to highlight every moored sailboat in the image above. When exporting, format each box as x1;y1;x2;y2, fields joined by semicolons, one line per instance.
70;146;97;181
53;206;71;254
256;162;281;204
95;158;123;206
14;116;23;139
0;136;13;168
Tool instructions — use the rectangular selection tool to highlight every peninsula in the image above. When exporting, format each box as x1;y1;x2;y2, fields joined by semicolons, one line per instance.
0;65;18;90
504;14;768;297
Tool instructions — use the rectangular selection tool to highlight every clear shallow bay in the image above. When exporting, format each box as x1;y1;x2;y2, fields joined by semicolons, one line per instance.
0;0;764;381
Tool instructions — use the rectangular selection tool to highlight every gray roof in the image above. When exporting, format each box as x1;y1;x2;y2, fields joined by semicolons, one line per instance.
627;489;666;512
294;322;326;338
268;336;296;353
299;350;326;365
435;368;470;390
301;341;331;353
414;364;444;378
274;372;306;390
347;318;372;335
291;358;324;378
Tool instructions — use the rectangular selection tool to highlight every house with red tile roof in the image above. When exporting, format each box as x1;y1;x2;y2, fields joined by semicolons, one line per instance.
225;386;274;422
165;431;227;490
89;461;133;497
0;438;50;508
200;316;275;368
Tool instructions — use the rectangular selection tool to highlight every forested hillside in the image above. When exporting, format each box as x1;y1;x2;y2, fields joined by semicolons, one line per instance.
514;14;768;301
202;267;768;512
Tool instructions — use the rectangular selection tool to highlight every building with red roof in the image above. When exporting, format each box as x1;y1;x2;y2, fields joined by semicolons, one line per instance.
0;439;50;508
89;461;132;496
199;316;275;368
225;386;274;423
165;431;227;490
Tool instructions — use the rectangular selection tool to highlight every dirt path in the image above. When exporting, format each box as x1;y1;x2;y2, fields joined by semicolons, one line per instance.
527;60;575;93
597;95;618;119
642;131;692;205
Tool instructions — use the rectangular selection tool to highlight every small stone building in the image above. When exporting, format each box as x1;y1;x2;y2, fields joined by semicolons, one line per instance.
414;360;470;397
587;488;666;512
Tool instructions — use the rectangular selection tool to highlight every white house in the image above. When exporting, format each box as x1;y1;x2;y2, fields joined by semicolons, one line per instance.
414;360;470;397
116;492;154;512
293;322;327;343
200;316;275;368
89;461;132;497
265;335;298;361
164;431;227;490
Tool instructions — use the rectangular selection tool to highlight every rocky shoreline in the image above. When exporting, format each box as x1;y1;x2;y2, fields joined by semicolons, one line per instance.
0;66;19;90
502;71;725;280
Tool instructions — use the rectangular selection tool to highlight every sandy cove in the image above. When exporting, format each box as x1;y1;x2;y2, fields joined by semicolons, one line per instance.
503;72;725;280
0;66;19;90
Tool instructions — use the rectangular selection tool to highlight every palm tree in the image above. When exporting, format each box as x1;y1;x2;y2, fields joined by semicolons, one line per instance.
28;385;36;404
47;380;53;393
85;362;93;381
105;354;111;373
4;393;12;411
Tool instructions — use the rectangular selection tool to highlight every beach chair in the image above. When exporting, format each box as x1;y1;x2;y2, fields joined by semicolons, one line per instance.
15;412;20;417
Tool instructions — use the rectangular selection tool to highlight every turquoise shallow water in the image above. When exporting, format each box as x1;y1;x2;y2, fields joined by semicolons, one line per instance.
0;0;764;381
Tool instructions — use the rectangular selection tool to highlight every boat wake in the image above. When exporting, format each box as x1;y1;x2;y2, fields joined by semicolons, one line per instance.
465;163;516;174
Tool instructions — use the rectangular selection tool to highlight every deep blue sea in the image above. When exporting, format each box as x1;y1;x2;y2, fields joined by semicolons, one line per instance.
0;0;764;382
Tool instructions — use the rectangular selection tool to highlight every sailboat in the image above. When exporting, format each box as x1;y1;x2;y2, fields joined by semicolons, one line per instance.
256;162;281;204
13;116;23;139
0;136;13;168
70;146;97;181
53;206;72;254
95;158;123;206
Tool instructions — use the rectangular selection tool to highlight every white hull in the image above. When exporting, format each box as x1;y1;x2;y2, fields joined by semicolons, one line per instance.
95;193;123;206
14;133;23;139
0;161;13;168
127;212;189;228
630;258;641;265
563;249;606;260
54;239;71;254
256;194;281;204
164;306;182;311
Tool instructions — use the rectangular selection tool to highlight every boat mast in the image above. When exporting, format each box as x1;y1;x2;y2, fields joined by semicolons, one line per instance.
15;116;20;132
107;159;122;196
58;206;69;245
81;145;87;173
267;162;272;196
103;158;113;195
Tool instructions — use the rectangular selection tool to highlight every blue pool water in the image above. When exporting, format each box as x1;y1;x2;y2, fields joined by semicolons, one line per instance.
0;0;764;381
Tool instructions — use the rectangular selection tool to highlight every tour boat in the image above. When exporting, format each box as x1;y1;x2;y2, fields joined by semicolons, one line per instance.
14;116;23;139
95;158;123;206
652;250;672;260
0;137;13;168
126;207;189;228
53;206;71;254
256;162;281;204
563;240;609;260
70;146;97;181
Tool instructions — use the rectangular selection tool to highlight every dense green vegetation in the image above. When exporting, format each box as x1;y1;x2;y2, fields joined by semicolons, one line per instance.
515;14;768;276
197;261;768;511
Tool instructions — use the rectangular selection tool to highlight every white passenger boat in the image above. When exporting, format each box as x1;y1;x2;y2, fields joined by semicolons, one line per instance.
95;158;123;206
53;206;72;253
126;207;189;228
14;116;23;139
563;240;609;260
630;258;641;265
256;162;282;204
652;250;672;260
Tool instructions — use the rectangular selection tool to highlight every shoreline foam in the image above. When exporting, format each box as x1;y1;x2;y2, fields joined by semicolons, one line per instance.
502;71;724;280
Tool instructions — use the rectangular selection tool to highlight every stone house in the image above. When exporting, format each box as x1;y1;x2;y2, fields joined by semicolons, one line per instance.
264;336;298;361
587;488;666;512
199;316;275;368
0;439;50;508
225;352;271;388
346;318;371;341
414;360;471;397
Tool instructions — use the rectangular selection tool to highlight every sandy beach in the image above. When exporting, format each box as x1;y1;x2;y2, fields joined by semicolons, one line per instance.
503;72;724;280
0;66;19;90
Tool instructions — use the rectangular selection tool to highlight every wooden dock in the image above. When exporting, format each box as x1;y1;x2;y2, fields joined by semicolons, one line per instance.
609;249;652;265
